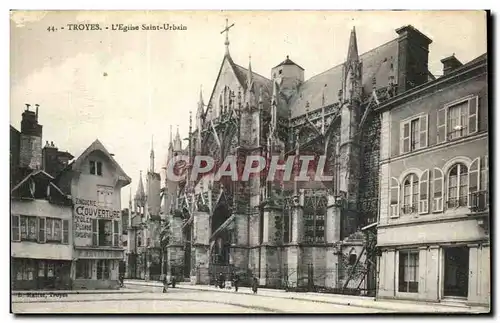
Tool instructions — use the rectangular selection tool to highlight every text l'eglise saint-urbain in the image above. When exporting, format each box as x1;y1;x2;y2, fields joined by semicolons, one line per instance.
46;23;188;32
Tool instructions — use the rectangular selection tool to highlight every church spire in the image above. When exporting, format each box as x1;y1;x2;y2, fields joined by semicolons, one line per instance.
247;55;253;88
150;135;155;173
343;26;362;103
197;85;204;116
346;26;359;64
173;125;182;151
245;56;256;108
135;171;146;207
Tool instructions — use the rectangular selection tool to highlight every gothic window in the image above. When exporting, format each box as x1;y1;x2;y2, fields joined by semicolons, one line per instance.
219;93;223;117
402;174;418;215
447;163;468;208
348;250;357;266
303;195;327;244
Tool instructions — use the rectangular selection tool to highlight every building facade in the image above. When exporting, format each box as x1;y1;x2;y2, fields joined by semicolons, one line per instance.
163;24;441;292
125;142;163;281
376;54;489;306
10;105;74;290
55;139;131;289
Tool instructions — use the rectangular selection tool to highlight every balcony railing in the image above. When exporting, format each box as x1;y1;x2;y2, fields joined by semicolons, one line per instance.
469;191;489;212
447;196;468;208
401;203;418;215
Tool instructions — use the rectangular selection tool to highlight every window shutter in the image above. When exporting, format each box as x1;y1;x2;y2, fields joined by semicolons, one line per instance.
483;155;489;208
419;170;429;214
419;115;428;149
12;215;20;242
92;219;98;246
468;96;478;135
437;107;446;144
468;157;480;207
38;217;46;243
62;220;69;244
113;220;119;247
390;177;400;218
400;122;410;154
432;168;444;212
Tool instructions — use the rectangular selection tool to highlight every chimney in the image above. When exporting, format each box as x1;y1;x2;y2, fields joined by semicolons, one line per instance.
396;25;433;93
441;55;463;76
19;104;43;170
35;104;39;120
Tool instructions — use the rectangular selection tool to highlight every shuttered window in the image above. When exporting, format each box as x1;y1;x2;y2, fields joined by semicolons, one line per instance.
92;218;98;246
400;114;428;154
438;95;479;144
38;217;46;243
390;177;400;218
62;220;69;244
12;215;20;242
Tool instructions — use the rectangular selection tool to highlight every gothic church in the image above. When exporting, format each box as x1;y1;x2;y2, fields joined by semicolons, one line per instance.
160;23;433;291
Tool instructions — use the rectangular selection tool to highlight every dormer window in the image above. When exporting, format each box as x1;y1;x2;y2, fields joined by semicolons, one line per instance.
90;160;103;176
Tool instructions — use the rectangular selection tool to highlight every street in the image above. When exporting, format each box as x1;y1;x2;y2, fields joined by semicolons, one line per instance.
12;288;388;314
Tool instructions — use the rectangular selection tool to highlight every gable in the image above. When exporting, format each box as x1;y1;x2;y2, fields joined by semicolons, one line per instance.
205;55;273;121
71;139;131;186
10;169;71;204
206;57;246;121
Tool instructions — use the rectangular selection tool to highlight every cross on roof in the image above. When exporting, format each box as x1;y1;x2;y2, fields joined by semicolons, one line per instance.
220;18;235;55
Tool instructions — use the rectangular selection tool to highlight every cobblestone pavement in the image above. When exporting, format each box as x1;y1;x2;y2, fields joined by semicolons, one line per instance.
12;288;388;314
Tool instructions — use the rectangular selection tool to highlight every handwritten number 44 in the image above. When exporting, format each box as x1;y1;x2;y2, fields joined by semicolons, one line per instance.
47;26;56;32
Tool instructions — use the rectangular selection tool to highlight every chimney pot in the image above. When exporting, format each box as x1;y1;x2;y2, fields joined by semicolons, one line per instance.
25;104;30;111
440;55;463;76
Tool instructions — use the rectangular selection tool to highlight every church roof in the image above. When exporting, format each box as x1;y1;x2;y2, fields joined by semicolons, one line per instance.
204;54;273;119
233;63;273;110
289;39;398;118
273;55;304;71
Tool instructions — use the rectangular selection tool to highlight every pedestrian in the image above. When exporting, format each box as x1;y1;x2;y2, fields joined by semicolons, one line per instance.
233;273;239;292
118;274;124;288
171;272;176;288
218;272;225;289
162;275;168;293
252;276;258;294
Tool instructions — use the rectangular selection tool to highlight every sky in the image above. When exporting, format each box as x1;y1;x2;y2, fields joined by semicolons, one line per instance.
10;10;487;208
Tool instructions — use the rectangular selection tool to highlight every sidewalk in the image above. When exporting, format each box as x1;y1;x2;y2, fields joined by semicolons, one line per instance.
12;289;143;296
125;279;489;313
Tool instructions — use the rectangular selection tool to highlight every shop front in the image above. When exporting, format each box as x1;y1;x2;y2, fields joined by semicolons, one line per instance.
72;196;124;290
72;248;123;290
12;258;72;290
